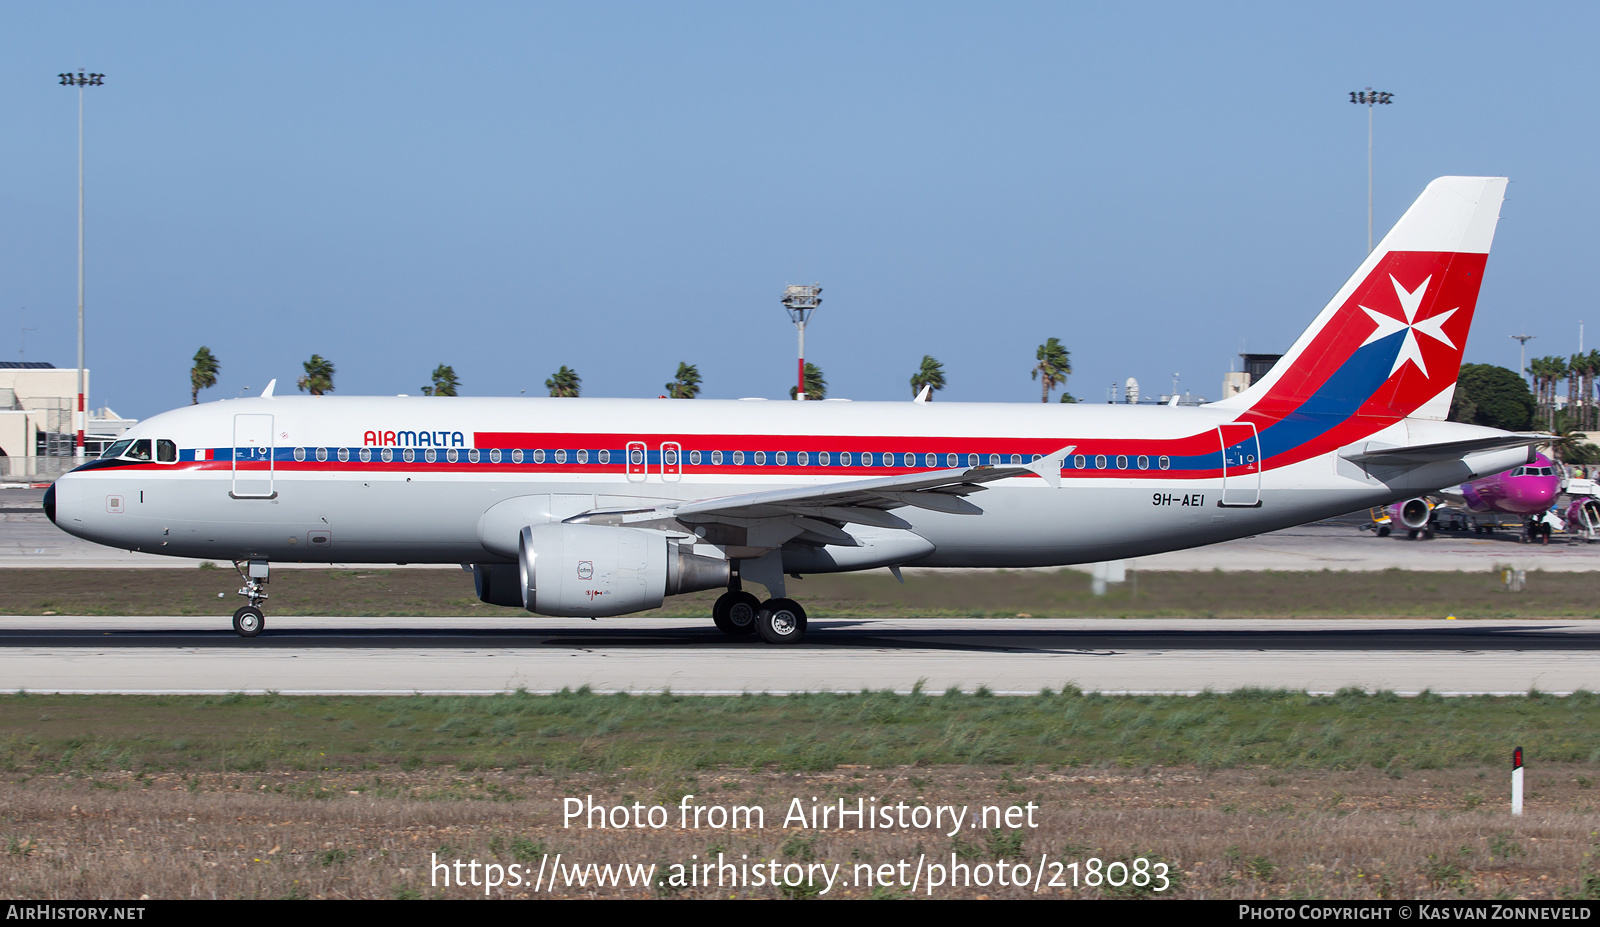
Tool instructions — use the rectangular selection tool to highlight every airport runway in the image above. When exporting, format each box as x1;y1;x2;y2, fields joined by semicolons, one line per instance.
2;615;1596;696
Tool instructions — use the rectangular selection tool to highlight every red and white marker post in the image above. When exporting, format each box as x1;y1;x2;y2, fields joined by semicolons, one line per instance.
1512;746;1524;816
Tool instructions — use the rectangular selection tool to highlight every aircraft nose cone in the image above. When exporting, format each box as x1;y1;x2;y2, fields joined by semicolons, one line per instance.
43;482;56;524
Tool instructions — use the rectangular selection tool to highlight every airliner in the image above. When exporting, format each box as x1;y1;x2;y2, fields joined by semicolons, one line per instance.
1378;452;1595;543
44;176;1542;643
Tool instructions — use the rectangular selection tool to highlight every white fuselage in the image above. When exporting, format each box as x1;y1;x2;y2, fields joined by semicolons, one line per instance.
48;395;1526;571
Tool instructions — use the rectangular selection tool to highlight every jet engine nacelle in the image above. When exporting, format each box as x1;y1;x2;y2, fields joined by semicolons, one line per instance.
517;523;730;617
1387;498;1433;530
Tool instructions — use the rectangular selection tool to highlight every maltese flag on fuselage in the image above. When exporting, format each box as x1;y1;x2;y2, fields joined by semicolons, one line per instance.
1212;176;1507;470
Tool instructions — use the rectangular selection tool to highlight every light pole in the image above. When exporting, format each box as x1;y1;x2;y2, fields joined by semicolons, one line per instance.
1349;87;1394;254
59;69;104;457
781;284;821;399
1511;334;1536;388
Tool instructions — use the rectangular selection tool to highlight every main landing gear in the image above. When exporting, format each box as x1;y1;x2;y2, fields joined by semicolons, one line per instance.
231;560;270;638
711;583;809;645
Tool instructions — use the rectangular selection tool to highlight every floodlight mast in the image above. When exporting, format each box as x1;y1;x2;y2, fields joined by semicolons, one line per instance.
1511;334;1536;388
59;69;104;457
1349;87;1394;255
781;284;821;399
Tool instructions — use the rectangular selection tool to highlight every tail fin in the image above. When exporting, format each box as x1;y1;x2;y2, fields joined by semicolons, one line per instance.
1213;176;1507;425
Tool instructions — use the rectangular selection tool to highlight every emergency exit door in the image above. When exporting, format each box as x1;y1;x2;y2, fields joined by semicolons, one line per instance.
231;413;276;498
1217;422;1261;507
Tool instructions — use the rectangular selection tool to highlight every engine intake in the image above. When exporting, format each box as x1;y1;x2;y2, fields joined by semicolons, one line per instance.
1391;498;1432;530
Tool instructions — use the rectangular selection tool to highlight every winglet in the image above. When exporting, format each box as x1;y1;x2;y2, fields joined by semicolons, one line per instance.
261;378;277;399
913;385;931;404
1024;444;1074;489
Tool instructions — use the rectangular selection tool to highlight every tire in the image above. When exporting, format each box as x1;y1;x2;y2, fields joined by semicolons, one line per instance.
1376;526;1391;537
712;591;760;636
755;598;808;645
232;606;264;638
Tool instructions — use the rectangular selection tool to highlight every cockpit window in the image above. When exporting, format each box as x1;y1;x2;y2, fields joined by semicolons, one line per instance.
157;439;177;463
101;439;132;459
125;439;153;461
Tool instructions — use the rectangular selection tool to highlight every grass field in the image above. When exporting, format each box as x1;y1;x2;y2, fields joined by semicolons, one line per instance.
4;566;1597;618
3;690;1600;899
5;689;1598;776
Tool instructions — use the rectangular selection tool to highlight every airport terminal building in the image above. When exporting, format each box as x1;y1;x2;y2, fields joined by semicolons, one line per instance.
0;362;135;481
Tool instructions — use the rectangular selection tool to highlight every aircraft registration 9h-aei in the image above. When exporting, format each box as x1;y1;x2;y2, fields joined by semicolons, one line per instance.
44;176;1545;643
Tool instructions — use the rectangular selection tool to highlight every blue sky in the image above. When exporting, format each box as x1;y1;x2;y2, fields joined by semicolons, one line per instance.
1;2;1593;417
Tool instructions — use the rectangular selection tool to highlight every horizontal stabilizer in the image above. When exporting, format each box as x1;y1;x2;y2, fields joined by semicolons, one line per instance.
1340;433;1548;467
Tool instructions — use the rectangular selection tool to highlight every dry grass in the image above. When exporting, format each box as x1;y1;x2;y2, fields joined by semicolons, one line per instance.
3;765;1597;899
4;567;1599;618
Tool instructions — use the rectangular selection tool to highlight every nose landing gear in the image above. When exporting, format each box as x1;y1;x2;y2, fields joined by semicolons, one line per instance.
230;560;270;637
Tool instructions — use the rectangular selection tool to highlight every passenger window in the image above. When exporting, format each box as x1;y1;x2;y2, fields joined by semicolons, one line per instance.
774;451;785;466
599;449;610;464
1137;455;1149;470
733;451;745;465
157;439;178;463
1116;455;1128;469
1159;456;1171;470
1073;455;1086;469
577;449;590;464
293;447;307;462
712;450;724;465
337;447;350;462
315;447;329;462
533;449;546;464
755;451;767;466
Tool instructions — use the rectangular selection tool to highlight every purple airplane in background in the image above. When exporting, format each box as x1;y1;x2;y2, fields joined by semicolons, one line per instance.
1374;453;1597;542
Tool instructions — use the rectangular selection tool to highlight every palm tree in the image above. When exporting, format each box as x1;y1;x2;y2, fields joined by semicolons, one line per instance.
1531;355;1568;430
422;364;459;397
1581;350;1600;431
296;354;335;396
788;363;827;400
1031;337;1071;403
190;346;220;405
546;366;581;397
666;362;702;399
909;355;946;399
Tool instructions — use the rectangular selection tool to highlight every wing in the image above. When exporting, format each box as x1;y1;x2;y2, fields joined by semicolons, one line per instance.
572;445;1074;552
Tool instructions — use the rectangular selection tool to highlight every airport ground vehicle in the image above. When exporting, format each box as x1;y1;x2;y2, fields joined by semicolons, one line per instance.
45;177;1542;642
